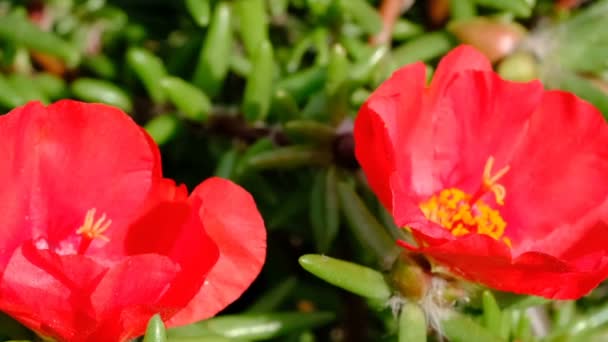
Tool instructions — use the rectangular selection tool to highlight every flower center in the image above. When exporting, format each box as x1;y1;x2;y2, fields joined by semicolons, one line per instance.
419;156;511;246
76;208;111;254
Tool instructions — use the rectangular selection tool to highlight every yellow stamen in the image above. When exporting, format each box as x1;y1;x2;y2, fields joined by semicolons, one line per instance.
76;208;111;241
418;156;511;247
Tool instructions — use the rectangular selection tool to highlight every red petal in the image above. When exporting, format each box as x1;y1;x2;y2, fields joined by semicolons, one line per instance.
124;198;220;310
0;242;108;340
168;177;266;326
0;199;218;341
90;254;181;341
412;234;608;299
139;127;163;180
502;91;608;255
354;63;426;210
423;71;543;194
429;45;492;99
0;242;183;341
561;222;608;261
0;101;159;262
389;67;543;233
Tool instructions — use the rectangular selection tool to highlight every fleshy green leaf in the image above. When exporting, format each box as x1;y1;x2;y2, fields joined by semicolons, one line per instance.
482;291;503;335
243;39;274;122
193;2;233;96
442;314;504;342
337;182;398;264
169;312;334;340
247;145;331;169
160;76;211;121
299;254;391;301
246;277;297;313
126;47;168;103
143;314;167;342
70;78;132;112
399;302;427;342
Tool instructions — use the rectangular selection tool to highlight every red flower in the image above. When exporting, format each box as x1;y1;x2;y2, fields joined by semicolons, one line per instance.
0;100;266;341
354;45;608;299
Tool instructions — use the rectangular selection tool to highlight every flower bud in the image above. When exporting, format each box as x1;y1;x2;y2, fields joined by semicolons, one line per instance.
391;253;432;300
497;51;539;82
448;18;527;62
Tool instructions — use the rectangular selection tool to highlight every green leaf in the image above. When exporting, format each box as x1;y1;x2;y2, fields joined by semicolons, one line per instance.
449;0;477;20
8;74;48;104
270;89;300;122
193;2;233;97
284;120;335;145
235;0;268;57
299;254;391;301
337;182;398;264
312;27;330;65
323;167;341;252
310;170;328;249
325;44;350;122
549;302;608;340
126;47;168;103
309;168;341;253
442;314;505;342
474;0;534;18
81;54;117;79
482;291;503;335
233;138;274;180
268;0;289;17
339;35;374;61
214;149;239;179
168;338;235;342
495;292;549;310
350;45;389;85
169;312;334;340
70;78;133;112
167;324;234;341
186;0;211;26
267;189;309;230
144;114;181;145
554;301;577;329
392;19;425;41
286;34;314;73
160;76;211;122
512;309;532;341
391;31;455;70
243;39;275;122
246;277;297;313
337;0;383;34
143;314;167;342
230;52;252;77
277;66;327;103
247;145;331;169
0;11;79;66
0;74;30;109
399;302;427;342
34;73;68;101
545;0;608;74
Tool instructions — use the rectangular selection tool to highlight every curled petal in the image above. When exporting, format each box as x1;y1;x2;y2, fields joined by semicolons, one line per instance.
168;177;266;326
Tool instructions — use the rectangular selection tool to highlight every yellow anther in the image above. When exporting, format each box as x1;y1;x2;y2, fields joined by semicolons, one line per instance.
419;188;509;245
417;155;512;245
76;208;111;241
